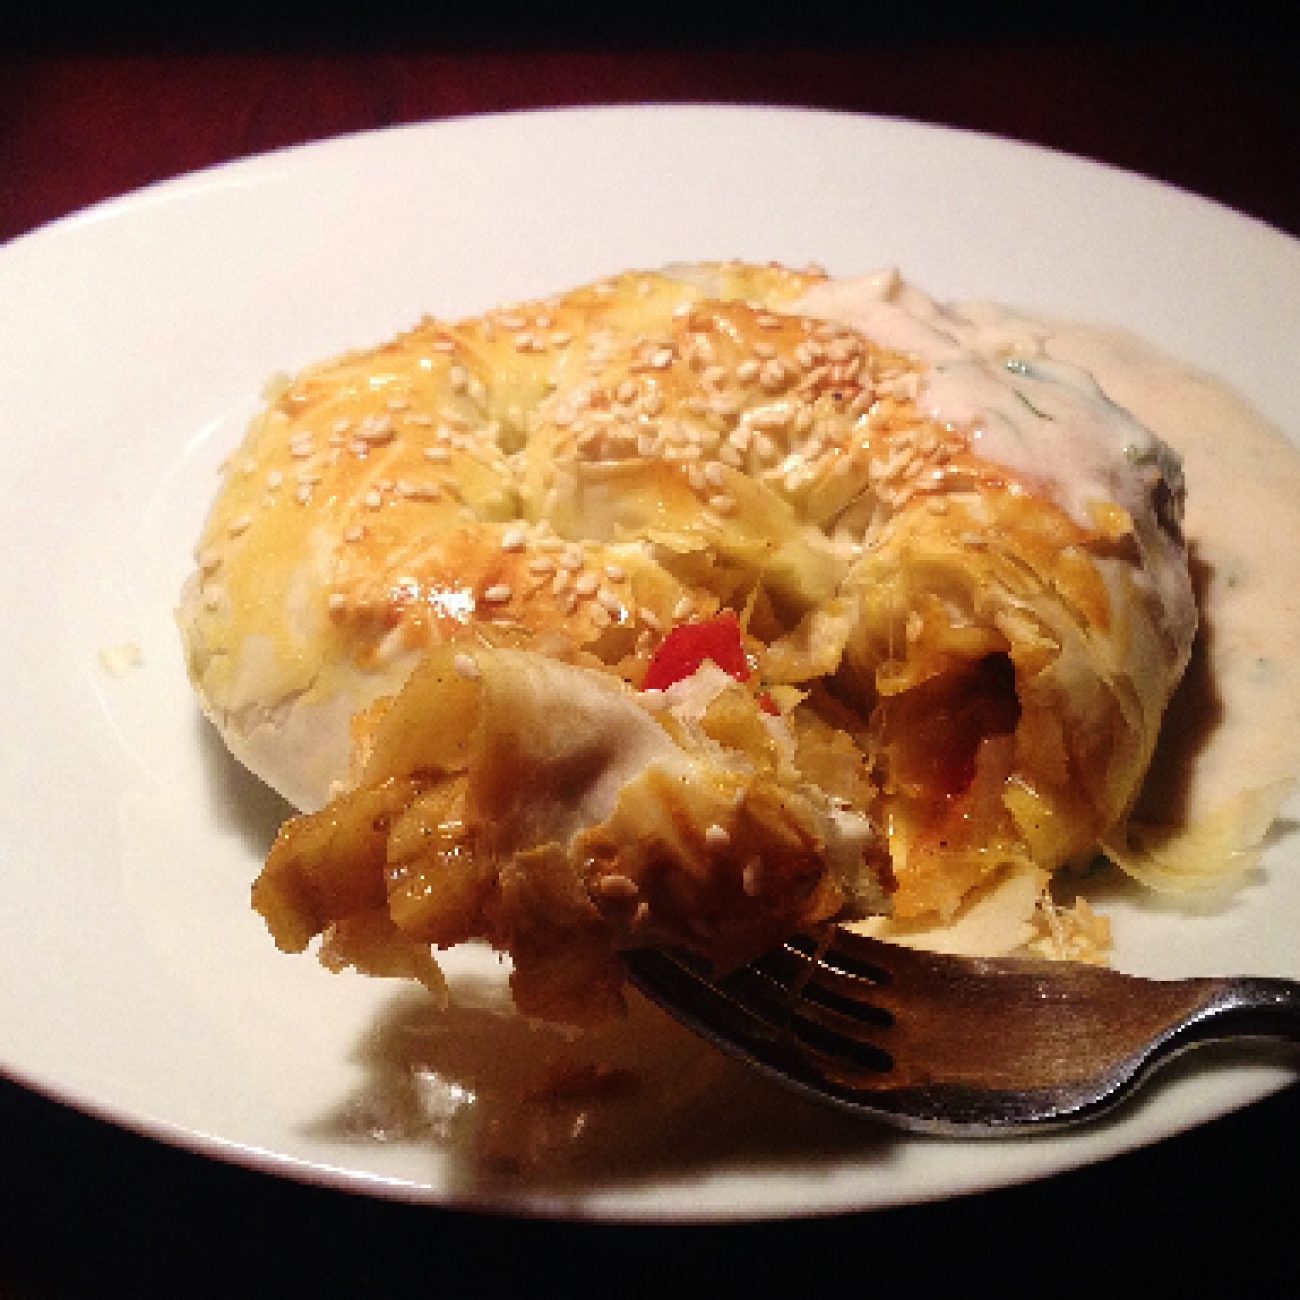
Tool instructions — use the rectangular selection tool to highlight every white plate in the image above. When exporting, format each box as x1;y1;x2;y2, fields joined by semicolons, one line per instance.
1;105;1297;1223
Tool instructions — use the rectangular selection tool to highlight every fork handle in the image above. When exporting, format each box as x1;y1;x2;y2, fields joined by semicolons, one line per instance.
1190;976;1300;1045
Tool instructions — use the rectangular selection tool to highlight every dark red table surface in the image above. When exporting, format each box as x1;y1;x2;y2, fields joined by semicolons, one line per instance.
3;6;1299;1296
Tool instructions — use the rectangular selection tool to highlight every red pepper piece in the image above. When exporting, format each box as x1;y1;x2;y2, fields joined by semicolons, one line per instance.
642;612;751;692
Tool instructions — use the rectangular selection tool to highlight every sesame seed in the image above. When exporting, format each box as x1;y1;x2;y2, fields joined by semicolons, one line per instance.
344;524;364;543
603;563;626;582
742;859;764;896
672;595;693;621
228;514;253;537
705;823;731;848
424;446;451;463
596;873;639;900
482;583;513;604
363;488;383;510
574;573;599;597
707;493;737;515
356;416;395;444
327;592;347;613
528;555;556;575
501;526;528;552
639;606;663;631
454;652;481;680
750;404;792;432
597;588;623;615
795;339;824;368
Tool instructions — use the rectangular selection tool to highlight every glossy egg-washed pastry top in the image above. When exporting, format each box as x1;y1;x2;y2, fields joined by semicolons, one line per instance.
179;262;1196;1022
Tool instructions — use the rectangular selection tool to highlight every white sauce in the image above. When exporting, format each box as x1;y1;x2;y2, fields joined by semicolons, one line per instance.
794;269;1173;530
799;269;1300;835
1031;315;1300;827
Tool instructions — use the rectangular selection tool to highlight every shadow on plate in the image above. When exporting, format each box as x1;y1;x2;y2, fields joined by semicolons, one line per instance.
195;711;294;853
304;973;909;1198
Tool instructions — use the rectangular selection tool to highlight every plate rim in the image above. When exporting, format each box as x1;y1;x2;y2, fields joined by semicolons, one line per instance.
1;101;1296;1222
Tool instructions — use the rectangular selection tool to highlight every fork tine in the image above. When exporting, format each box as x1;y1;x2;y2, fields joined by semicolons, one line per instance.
739;947;896;1072
626;939;899;1100
624;946;795;1057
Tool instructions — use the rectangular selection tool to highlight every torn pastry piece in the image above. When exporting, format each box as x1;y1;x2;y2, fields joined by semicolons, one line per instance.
253;643;889;1024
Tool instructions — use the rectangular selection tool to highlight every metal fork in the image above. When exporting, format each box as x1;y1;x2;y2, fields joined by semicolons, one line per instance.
624;927;1300;1134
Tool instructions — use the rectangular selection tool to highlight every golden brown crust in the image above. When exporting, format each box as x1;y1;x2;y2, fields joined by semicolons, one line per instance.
185;260;1196;1018
181;263;842;808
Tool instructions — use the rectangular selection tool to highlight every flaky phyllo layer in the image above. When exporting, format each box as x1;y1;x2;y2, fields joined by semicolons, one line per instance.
254;646;885;1022
183;263;1203;1023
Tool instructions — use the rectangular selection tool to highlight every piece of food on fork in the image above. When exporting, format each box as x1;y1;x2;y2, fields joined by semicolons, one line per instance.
180;261;1204;1024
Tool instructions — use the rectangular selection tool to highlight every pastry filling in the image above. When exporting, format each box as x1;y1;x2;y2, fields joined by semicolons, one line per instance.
178;263;1209;1022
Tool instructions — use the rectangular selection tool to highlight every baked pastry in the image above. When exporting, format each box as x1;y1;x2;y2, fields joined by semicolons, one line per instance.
180;262;1197;1021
